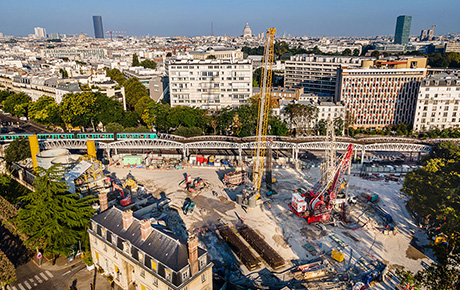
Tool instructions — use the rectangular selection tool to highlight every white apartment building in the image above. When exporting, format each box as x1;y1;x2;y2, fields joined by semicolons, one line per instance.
41;48;106;59
413;73;460;131
284;54;367;96
168;59;252;110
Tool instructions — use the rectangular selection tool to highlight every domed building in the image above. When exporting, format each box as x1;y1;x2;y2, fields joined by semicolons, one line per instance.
243;22;252;38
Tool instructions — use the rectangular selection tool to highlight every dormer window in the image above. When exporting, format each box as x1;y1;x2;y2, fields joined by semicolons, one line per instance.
123;241;131;254
165;269;172;281
182;269;189;281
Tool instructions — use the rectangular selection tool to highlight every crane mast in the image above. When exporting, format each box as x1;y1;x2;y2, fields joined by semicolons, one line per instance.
252;27;276;199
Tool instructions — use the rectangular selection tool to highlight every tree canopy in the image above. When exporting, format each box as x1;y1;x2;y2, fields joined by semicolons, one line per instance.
12;165;96;256
3;92;31;117
124;77;149;110
28;95;62;125
399;142;460;289
4;137;31;163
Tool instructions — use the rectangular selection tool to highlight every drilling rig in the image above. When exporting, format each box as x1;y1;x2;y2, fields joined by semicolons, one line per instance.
238;27;276;207
289;119;353;224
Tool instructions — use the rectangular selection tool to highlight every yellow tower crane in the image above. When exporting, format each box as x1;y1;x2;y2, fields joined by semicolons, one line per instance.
252;27;276;200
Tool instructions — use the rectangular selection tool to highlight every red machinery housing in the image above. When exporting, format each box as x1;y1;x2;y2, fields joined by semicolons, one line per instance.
289;144;353;224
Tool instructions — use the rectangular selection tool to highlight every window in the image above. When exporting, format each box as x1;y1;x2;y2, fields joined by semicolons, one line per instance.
153;277;158;287
103;244;107;252
200;257;207;269
201;273;206;283
106;231;112;243
113;249;117;258
140;269;145;278
182;270;189;281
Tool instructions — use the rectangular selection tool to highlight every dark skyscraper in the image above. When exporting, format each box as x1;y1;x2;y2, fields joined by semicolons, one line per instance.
93;16;104;39
394;15;411;45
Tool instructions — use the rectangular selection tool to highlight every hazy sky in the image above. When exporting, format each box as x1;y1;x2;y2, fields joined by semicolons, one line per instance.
0;0;459;37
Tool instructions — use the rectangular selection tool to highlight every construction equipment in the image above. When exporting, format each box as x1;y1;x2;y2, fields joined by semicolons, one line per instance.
294;260;329;281
108;179;131;206
289;144;353;224
180;174;210;193
223;169;248;188
182;198;195;215
123;176;138;194
243;27;276;203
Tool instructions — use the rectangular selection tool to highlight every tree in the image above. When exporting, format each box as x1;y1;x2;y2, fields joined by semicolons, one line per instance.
315;119;327;135
119;111;140;128
59;92;97;129
206;55;216;59
0;90;14;103
173;126;203;137
105;68;126;86
12;165;96;256
216;107;237;135
269;116;289;136
235;104;258;137
105;122;124;133
142;102;170;132
353;49;360;56
139;59;157;69
59;68;68;78
283;103;318;135
4;137;31;163
134;96;155;117
342;48;352;56
132;54;140;67
432;141;460;159
124;77;149;110
0;250;16;289
94;93;124;126
28;95;61;125
274;41;289;59
3;93;31;117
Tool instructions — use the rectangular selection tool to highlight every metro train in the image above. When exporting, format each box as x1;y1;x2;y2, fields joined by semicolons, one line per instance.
0;132;158;142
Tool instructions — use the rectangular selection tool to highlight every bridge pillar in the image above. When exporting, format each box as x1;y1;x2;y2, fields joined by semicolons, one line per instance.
354;150;357;161
114;148;118;156
361;149;365;165
417;152;421;162
106;148;111;159
238;147;242;162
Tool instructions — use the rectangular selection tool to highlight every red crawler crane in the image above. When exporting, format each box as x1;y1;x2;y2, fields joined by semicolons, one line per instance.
289;144;353;224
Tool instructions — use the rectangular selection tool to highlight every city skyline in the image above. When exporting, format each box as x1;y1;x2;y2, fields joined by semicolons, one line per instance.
0;0;459;37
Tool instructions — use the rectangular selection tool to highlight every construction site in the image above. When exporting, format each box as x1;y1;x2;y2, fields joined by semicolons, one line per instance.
8;27;434;290
92;28;432;290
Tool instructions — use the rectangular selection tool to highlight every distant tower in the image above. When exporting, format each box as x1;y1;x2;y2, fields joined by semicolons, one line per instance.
34;27;47;38
394;15;411;45
243;22;252;38
420;29;428;41
93;16;104;39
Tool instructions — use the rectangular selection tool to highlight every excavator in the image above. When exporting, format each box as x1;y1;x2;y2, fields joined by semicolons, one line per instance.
105;176;132;206
289;144;353;224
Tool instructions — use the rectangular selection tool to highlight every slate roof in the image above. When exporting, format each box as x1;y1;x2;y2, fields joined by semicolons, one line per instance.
92;207;205;272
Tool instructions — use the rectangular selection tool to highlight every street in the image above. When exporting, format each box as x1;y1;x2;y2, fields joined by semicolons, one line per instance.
8;260;86;290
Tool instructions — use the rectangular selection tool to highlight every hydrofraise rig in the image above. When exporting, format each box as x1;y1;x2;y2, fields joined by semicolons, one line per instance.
289;144;353;224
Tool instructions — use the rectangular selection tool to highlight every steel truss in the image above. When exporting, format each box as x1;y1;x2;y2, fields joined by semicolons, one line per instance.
2;137;434;156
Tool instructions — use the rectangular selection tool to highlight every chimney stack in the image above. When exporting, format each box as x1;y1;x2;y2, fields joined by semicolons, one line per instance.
99;191;108;212
188;235;199;276
122;209;133;230
140;219;152;241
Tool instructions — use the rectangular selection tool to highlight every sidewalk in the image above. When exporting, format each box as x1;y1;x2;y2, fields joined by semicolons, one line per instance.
32;255;83;271
68;267;120;290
